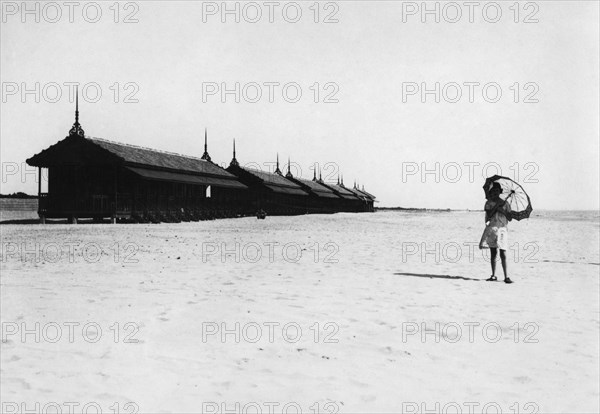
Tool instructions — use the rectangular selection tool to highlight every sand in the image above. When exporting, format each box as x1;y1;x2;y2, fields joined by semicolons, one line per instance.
1;211;598;413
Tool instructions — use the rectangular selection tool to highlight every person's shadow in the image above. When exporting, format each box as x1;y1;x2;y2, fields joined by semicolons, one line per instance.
394;272;481;282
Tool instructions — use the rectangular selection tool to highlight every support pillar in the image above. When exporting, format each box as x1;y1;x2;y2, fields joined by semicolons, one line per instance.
37;167;43;224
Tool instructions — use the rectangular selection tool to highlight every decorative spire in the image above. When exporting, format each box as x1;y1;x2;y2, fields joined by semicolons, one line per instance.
341;175;344;186
68;86;85;137
337;175;340;185
319;168;323;182
201;128;211;162
285;157;293;178
275;153;282;175
362;184;365;191
230;139;239;167
312;168;317;181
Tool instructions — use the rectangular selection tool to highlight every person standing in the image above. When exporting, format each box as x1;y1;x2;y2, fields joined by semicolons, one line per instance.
479;182;513;284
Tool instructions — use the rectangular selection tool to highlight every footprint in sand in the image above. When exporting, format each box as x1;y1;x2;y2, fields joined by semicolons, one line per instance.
513;376;531;384
5;377;31;390
361;394;377;403
351;378;370;388
381;346;393;355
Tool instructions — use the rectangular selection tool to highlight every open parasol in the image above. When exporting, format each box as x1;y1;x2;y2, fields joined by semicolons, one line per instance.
483;175;533;221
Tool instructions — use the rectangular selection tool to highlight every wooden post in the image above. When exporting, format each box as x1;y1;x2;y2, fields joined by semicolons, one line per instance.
113;165;118;223
38;167;45;224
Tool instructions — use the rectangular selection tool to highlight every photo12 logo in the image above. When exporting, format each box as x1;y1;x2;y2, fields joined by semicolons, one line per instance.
401;162;540;184
201;321;340;344
201;81;339;104
1;401;140;414
401;241;539;264
201;1;340;24
400;1;540;24
201;241;339;264
1;241;139;264
401;321;540;344
402;82;539;104
401;401;540;414
2;162;47;185
1;321;141;344
1;1;140;24
2;82;140;104
211;161;340;183
202;401;340;414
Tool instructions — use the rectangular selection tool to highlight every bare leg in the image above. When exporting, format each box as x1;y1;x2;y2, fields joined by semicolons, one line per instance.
499;249;509;280
490;248;497;277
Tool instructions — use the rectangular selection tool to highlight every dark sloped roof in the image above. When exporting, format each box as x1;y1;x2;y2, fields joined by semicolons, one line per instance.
331;184;357;197
27;135;239;180
317;182;357;199
243;168;302;188
293;177;340;198
126;167;247;189
88;137;234;178
239;167;309;194
345;186;369;200
265;185;309;196
355;188;376;200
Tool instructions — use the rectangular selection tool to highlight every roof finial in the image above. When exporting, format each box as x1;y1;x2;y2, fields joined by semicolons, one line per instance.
285;157;293;178
312;167;317;181
319;168;322;182
362;184;365;191
275;153;282;175
201;128;212;162
337;175;340;185
341;174;344;186
230;138;239;167
68;85;85;137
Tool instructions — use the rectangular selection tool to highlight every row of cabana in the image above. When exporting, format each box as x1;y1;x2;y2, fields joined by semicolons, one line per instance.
26;100;375;223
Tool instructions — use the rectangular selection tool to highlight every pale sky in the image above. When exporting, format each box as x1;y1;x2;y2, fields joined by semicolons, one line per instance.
1;1;598;209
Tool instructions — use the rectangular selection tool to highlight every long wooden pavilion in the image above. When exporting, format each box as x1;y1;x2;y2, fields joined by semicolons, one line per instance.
26;96;247;223
282;160;341;214
352;184;376;212
226;147;309;216
344;181;374;212
25;96;377;223
318;176;363;212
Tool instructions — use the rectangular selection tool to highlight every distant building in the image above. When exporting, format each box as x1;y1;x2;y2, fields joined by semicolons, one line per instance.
226;149;309;216
353;185;376;212
318;176;363;212
283;160;341;214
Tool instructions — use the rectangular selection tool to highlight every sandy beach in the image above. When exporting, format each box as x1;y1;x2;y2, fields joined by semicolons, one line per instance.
1;210;598;413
